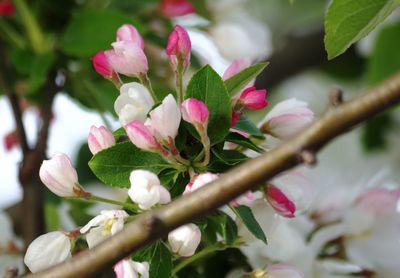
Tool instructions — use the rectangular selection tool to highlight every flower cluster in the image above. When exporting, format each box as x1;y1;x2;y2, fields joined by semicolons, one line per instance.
26;22;319;277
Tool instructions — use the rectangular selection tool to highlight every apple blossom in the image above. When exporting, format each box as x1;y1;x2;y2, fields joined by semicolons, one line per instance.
39;153;88;198
116;24;144;49
114;82;154;125
24;231;71;273
231;191;254;207
265;263;304;278
266;170;313;218
114;259;149;278
0;0;15;16
87;125;116;155
260;98;314;139
80;210;129;248
160;0;195;17
168;223;201;257
237;87;268;110
107;41;148;77
222;59;252;81
128;170;171;210
181;98;209;127
183;172;218;195
148;94;181;143
125;120;163;153
166;25;191;71
92;50;115;79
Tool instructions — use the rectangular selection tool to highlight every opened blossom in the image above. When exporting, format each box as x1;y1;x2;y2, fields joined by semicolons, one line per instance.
265;263;304;278
114;259;149;278
148;94;181;143
114;82;154;125
166;25;191;71
260;98;314;139
88;125;116;155
128;170;171;210
80;210;128;248
168;223;201;257
266;170;312;218
24;231;71;272
160;0;195;17
116;24;144;49
39;153;87;198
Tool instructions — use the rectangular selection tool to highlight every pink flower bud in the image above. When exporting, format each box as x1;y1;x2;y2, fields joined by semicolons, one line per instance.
266;170;313;218
231;191;253;207
107;41;148;77
0;0;15;16
149;94;181;142
125;120;161;152
168;223;201;257
222;59;252;81
183;172;218;195
166;25;191;71
239;87;268;110
4;130;19;151
116;24;145;49
160;0;195;17
24;231;71;273
266;186;296;218
87;125;116;155
181;98;209;126
39;153;87;198
92;50;115;78
266;263;304;278
231;111;241;126
261;98;314;139
114;259;149;278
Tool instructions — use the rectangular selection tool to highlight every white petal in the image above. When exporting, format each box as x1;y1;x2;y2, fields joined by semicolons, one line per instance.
86;226;109;249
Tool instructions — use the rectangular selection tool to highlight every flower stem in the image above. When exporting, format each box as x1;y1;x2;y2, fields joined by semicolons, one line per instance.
175;65;184;102
86;195;138;211
172;243;226;275
139;74;158;102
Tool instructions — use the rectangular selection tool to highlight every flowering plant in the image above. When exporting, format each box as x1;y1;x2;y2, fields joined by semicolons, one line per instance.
24;23;313;277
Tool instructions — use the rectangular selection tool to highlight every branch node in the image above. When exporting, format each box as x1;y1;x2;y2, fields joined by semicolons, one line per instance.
144;215;166;236
298;150;317;166
4;267;18;278
329;88;344;107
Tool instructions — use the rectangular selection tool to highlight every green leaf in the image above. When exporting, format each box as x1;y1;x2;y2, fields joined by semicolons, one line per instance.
88;141;170;187
224;63;269;96
45;203;60;232
185;65;232;144
67;199;94;227
361;112;395;151
231;205;267;244
208;211;238;246
233;116;265;139
225;132;264;153
367;23;400;84
60;9;145;57
324;0;400;59
132;241;172;278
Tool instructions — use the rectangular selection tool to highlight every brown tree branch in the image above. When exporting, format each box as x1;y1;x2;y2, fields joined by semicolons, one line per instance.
0;44;30;154
26;72;400;278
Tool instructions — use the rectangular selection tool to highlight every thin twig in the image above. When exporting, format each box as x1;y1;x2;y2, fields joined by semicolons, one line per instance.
26;71;400;278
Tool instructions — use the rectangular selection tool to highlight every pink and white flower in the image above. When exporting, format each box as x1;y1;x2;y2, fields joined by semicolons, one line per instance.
166;25;191;71
107;41;148;77
116;24;144;49
87;125;116;155
181;98;209;127
80;210;129;248
148;94;181;143
125;120;162;153
231;191;254;207
168;223;201;257
160;0;195;17
183;172;218;195
114;259;149;278
128;170;171;210
260;98;314;139
265;263;304;278
114;82;154;125
24;231;71;272
266;170;313;218
39;153;87;198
